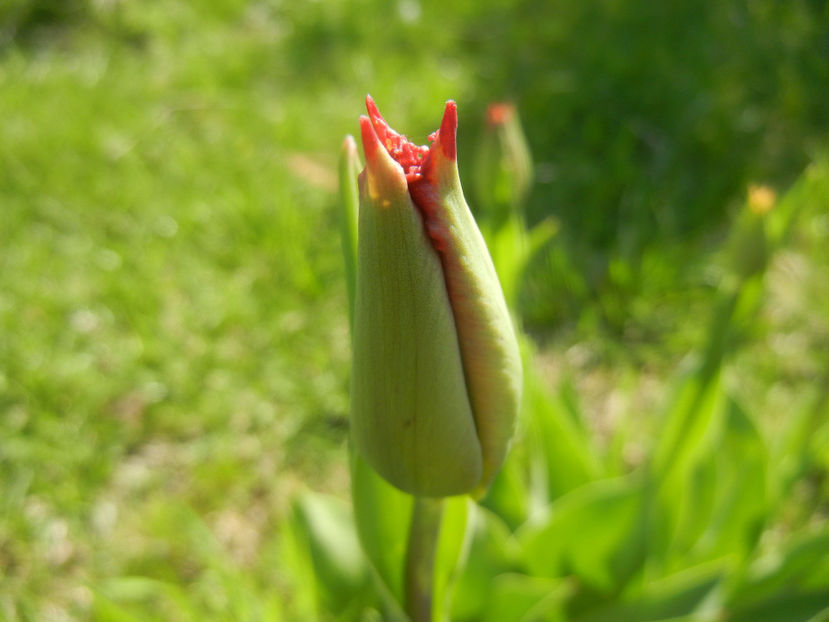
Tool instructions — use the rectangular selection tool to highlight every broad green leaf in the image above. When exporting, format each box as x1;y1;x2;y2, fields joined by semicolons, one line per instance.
350;448;413;609
482;443;535;531
649;369;726;564
519;476;646;592
576;561;724;622
351;448;471;622
483;573;571;622
726;527;829;611
534;372;604;500
726;592;829;622
524;338;601;500
280;507;323;619
451;507;521;620
769;388;825;506
653;396;768;570
487;214;558;309
688;399;767;562
652;369;725;486
290;492;372;615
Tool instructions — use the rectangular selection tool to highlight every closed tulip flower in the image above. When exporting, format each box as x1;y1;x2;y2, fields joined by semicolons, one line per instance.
350;96;522;497
474;102;534;227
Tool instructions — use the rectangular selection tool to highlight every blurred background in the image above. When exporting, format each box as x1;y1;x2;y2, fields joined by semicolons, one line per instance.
1;1;828;620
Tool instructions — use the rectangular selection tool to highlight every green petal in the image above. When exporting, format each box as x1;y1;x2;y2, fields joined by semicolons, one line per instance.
423;133;523;494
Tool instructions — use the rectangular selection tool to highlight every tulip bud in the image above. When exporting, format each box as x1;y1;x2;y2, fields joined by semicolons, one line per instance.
474;103;533;229
728;184;777;281
350;96;522;498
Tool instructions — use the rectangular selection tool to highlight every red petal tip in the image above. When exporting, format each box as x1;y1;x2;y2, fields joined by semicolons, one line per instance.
365;94;386;129
486;102;514;126
359;115;380;162
439;100;457;161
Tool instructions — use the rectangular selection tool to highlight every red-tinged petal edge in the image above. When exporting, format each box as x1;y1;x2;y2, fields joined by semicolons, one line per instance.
364;95;458;252
365;95;457;181
359;115;381;163
366;95;430;182
438;101;457;161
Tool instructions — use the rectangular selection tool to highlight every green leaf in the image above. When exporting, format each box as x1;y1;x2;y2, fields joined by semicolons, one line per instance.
351;451;472;622
487;215;558;309
726;527;829;612
688;399;767;562
770;388;829;508
531;374;603;501
650;396;769;570
280;512;320;619
483;574;571;622
649;369;727;564
575;561;724;622
519;476;646;592
290;491;372;615
652;369;725;486
726;592;829;622
451;507;521;620
350;447;413;608
482;443;536;531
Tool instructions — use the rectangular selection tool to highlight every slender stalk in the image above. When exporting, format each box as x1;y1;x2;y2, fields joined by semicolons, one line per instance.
404;496;444;622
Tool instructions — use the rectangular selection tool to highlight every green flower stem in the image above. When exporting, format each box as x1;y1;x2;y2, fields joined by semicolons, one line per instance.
404;496;444;622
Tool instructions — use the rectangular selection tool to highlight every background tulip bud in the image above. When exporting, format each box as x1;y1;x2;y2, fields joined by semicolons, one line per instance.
727;184;777;281
474;102;534;229
350;96;522;498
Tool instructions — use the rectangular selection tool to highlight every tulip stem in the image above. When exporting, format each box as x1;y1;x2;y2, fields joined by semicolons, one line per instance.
404;496;444;622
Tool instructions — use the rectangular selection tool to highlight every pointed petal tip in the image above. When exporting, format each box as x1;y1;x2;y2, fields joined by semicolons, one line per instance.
359;115;380;161
359;114;408;197
365;94;386;130
439;100;457;161
342;134;357;154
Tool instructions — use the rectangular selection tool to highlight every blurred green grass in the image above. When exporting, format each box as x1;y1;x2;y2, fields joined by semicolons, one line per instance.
1;1;827;620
